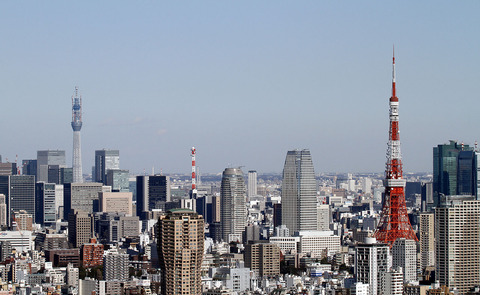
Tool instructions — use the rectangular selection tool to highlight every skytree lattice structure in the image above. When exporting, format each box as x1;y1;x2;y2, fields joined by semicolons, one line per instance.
374;52;418;247
71;86;83;183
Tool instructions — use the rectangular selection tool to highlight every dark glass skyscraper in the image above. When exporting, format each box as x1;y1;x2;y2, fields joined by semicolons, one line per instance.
94;149;120;184
0;175;35;225
433;140;472;205
136;175;171;219
457;150;476;196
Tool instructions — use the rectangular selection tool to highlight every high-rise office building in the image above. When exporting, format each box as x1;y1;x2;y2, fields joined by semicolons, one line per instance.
247;170;257;198
136;175;171;219
281;149;317;233
355;238;390;295
37;150;66;183
0;175;35;225
105;169;129;192
63;182;104;218
419;212;435;270
436;196;480;294
35;182;58;225
157;209;204;295
94;149;120;184
99;192;133;216
433;140;471;205
0;194;6;228
22;160;37;177
48;165;73;185
457;150;476;196
392;238;416;283
220;168;246;242
68;209;94;248
211;195;221;223
0;162;17;176
71;87;83;183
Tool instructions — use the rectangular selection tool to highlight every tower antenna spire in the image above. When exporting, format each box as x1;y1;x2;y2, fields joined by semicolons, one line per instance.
71;86;83;183
374;51;418;247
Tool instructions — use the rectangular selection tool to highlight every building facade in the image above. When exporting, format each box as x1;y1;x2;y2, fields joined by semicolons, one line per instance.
94;149;120;184
419;212;435;270
244;241;280;277
281;149;317;233
136;175;171;219
355;238;390;295
435;197;480;294
220;168;246;242
157;209;204;295
247;170;257;198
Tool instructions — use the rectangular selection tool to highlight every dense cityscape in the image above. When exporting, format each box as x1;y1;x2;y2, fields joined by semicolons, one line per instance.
0;54;479;295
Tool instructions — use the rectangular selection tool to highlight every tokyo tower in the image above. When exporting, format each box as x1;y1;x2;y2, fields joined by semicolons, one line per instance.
374;51;418;247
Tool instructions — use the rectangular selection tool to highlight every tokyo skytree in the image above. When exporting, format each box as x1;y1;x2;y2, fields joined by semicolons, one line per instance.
71;87;83;183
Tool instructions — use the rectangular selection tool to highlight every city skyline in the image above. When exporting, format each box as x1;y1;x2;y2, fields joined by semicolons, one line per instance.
1;2;479;174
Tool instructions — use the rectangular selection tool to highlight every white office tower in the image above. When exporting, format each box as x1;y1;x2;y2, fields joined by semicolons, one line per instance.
436;197;480;294
220;168;246;242
382;267;403;295
317;204;330;231
419;213;435;270
281;149;317;233
355;237;390;295
247;170;258;198
392;238;416;283
71;87;83;183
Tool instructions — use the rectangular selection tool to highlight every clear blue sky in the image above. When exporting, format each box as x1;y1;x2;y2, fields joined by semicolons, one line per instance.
1;1;479;174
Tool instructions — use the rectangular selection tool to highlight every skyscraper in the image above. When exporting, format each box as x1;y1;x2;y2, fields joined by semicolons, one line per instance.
71;87;83;183
281;149;317;233
94;149;120;184
68;209;93;248
0;175;35;225
37;150;66;183
136;175;171;219
457;150;476;195
247;170;258;198
433;140;471;204
391;238;416;283
63;182;104;218
355;238;390;295
419;212;435;270
220;168;246;242
157;209;204;295
35;182;57;225
436;196;480;294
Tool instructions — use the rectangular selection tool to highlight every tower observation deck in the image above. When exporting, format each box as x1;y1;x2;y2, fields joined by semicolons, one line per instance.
374;52;418;247
71;87;83;183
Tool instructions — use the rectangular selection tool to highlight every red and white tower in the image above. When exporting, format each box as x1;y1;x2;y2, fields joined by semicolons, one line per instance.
374;51;418;247
191;147;197;197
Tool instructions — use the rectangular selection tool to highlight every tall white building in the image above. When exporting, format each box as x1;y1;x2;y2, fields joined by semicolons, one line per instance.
436;197;480;294
281;149;317;233
392;238;416;283
419;213;434;270
220;168;246;242
355;238;390;295
247;170;257;198
317;204;330;231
